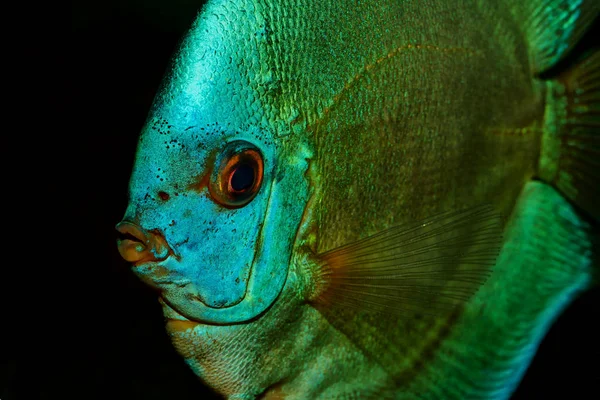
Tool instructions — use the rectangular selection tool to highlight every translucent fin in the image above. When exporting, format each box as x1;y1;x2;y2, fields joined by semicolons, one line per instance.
539;50;600;221
524;0;599;74
312;204;503;317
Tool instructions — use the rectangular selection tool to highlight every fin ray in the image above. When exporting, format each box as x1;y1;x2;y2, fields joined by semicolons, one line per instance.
540;49;600;221
525;0;599;74
311;204;503;317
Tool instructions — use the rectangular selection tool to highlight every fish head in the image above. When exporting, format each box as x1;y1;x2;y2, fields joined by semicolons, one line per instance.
115;0;313;325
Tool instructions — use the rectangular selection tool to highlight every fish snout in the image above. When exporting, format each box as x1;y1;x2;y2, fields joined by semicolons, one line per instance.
116;221;171;264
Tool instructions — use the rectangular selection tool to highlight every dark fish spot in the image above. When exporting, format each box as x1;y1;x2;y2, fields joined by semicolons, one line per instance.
231;164;255;191
158;191;170;201
276;168;285;183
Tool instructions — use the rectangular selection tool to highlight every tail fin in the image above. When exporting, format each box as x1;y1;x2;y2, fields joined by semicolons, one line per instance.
538;49;600;221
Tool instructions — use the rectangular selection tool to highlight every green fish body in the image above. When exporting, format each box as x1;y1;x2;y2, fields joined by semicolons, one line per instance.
116;0;599;398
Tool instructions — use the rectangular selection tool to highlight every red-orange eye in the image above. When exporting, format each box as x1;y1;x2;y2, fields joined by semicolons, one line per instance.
209;142;264;208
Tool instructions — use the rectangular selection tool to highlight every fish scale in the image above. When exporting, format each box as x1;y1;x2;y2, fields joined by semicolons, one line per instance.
406;183;594;399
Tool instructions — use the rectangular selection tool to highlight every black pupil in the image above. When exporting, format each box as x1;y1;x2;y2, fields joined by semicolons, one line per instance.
230;164;255;192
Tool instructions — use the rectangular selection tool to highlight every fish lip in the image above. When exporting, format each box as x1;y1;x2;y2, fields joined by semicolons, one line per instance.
116;220;176;263
120;255;164;269
130;258;163;268
121;245;177;268
115;221;146;241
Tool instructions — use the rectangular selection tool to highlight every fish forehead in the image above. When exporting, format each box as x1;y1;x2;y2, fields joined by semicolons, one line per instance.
139;0;484;155
149;0;277;136
128;0;407;202
129;0;287;201
145;0;422;140
129;0;316;197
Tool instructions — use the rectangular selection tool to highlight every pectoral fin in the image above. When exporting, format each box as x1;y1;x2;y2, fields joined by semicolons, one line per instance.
310;204;503;317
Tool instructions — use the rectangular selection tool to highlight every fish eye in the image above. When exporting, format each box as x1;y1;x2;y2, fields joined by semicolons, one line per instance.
209;141;264;208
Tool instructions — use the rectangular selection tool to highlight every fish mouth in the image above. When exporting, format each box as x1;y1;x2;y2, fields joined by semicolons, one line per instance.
116;218;287;324
116;221;173;265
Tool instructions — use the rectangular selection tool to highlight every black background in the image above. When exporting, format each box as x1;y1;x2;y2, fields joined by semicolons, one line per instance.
4;1;597;399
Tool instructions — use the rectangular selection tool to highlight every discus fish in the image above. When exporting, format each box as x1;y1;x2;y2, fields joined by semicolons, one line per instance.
116;0;599;398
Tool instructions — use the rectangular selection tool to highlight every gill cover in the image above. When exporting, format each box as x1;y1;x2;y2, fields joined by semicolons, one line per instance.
120;0;311;324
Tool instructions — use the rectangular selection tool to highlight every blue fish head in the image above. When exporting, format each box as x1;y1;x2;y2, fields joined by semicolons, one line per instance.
116;1;313;324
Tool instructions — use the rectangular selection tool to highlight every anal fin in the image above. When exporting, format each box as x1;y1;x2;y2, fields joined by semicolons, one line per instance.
406;181;595;399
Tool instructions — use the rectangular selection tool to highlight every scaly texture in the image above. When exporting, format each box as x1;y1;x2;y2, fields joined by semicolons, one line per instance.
115;0;599;398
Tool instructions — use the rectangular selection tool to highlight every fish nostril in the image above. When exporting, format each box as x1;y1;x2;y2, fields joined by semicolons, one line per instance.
158;191;170;201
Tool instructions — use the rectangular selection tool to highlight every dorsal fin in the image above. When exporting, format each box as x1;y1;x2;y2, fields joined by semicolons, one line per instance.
523;0;599;74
